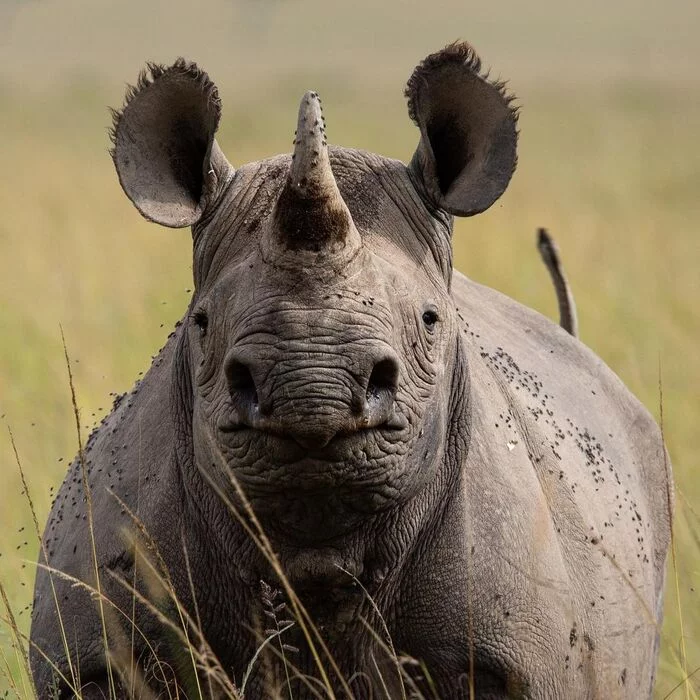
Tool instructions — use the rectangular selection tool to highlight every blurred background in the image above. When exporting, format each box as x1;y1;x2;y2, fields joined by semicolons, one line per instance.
1;0;698;696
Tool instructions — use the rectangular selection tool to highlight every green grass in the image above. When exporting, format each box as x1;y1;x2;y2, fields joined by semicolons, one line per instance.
1;1;699;695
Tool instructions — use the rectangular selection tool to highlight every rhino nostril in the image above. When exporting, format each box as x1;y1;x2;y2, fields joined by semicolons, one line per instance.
226;361;259;407
366;357;399;404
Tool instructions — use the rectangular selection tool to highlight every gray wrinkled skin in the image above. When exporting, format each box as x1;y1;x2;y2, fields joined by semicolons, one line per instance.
30;43;672;699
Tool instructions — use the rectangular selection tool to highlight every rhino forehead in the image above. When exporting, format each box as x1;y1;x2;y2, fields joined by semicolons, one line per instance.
192;147;452;291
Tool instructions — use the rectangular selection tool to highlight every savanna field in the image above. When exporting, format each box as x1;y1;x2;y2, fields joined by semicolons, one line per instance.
1;0;699;696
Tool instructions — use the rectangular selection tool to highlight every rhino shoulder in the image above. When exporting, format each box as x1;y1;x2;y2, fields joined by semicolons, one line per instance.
452;271;672;575
453;270;662;437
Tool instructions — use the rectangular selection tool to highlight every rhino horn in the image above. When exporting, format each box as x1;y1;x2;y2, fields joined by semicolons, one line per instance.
270;91;360;255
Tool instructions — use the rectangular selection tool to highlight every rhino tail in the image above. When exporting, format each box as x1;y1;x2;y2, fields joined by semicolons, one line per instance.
537;228;579;338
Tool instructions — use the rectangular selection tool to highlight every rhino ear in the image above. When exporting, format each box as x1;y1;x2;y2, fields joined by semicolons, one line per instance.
110;59;230;228
405;42;518;217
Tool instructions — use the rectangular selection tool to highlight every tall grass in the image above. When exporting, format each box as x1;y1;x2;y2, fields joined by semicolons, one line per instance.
1;36;699;698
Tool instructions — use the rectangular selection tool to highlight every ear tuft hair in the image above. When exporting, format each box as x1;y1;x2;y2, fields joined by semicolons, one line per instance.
405;41;518;129
109;58;221;160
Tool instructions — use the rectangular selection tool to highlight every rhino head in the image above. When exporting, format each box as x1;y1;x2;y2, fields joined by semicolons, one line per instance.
111;43;517;582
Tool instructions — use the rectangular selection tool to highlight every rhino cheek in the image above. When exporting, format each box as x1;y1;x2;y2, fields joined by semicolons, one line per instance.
191;399;233;496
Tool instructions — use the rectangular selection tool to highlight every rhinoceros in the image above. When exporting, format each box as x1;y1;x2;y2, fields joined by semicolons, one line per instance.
30;42;672;699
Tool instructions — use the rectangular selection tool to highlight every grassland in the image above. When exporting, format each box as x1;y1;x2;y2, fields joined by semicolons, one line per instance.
1;0;699;697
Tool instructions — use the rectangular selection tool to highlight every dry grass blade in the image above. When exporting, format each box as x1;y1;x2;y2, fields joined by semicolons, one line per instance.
0;581;29;682
335;565;405;700
101;603;158;700
6;424;75;697
0;612;27;700
113;537;241;699
200;427;355;699
250;629;331;700
370;653;393;700
415;660;440;700
181;530;212;700
33;558;227;699
107;491;216;699
259;580;294;698
107;552;238;698
659;359;690;700
240;620;294;695
0;544;31;696
0;661;21;700
203;466;339;696
0;608;90;699
355;615;441;700
60;325;117;699
285;673;332;700
664;666;700;699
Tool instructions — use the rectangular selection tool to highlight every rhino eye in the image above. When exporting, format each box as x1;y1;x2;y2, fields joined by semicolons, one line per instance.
422;308;439;331
192;309;209;337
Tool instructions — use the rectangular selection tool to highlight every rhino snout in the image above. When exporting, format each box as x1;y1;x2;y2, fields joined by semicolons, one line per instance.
222;345;401;449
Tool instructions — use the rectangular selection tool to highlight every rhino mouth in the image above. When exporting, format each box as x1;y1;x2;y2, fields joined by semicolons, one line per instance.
217;410;408;445
216;382;408;449
200;393;443;542
217;420;411;468
213;413;418;503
